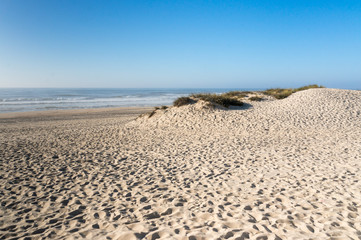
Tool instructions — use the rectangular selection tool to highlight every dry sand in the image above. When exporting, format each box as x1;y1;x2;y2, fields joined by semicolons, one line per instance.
0;89;360;240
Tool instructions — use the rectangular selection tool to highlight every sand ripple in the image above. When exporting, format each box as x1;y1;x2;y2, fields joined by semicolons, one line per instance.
0;89;360;239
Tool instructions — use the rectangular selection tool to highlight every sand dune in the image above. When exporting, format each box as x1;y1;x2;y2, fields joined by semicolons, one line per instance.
1;89;360;239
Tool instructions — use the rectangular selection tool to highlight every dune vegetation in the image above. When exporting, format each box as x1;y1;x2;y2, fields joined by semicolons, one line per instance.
263;84;324;99
173;93;244;108
189;93;244;108
171;84;324;108
249;96;263;101
173;97;195;107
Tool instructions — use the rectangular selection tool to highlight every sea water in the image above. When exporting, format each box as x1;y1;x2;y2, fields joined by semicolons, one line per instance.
0;88;258;113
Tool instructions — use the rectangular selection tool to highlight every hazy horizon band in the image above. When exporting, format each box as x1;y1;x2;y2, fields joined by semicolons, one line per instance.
0;88;261;113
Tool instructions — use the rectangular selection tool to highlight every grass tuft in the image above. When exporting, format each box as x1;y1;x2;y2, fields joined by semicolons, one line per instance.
263;88;293;99
249;96;263;101
190;93;243;108
147;106;169;118
263;84;324;99
173;97;195;107
221;91;248;98
148;110;157;118
170;84;325;111
173;93;244;108
294;84;325;92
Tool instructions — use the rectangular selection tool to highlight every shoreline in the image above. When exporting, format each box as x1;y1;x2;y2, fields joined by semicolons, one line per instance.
0;87;255;114
0;86;360;116
0;106;153;123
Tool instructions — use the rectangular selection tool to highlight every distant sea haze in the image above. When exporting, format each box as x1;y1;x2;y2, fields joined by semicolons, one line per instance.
0;88;261;113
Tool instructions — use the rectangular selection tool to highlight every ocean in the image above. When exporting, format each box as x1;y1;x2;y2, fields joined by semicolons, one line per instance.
0;88;258;113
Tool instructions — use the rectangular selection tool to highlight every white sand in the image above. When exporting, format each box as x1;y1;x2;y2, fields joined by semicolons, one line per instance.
0;89;360;239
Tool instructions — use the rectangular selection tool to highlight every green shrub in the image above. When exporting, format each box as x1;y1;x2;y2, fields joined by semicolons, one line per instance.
263;88;292;99
173;92;244;108
263;84;324;99
170;84;324;110
249;96;263;101
173;97;195;107
190;93;243;108
294;84;324;92
221;91;248;98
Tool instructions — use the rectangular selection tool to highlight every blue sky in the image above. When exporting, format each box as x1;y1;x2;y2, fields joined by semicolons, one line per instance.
0;0;360;89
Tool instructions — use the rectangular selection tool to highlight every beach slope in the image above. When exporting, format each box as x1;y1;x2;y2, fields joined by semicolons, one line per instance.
0;89;360;239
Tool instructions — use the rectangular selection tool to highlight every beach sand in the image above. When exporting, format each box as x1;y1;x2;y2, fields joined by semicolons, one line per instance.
1;89;360;239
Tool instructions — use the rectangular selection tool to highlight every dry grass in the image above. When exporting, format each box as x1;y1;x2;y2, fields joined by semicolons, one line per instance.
169;84;325;111
190;93;244;108
148;110;157;118
143;106;169;118
221;91;248;98
173;92;244;108
263;88;294;99
249;96;263;101
263;84;324;99
173;97;195;107
294;84;325;92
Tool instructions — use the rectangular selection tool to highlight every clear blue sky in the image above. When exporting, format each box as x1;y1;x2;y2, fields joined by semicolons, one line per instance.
0;0;360;89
